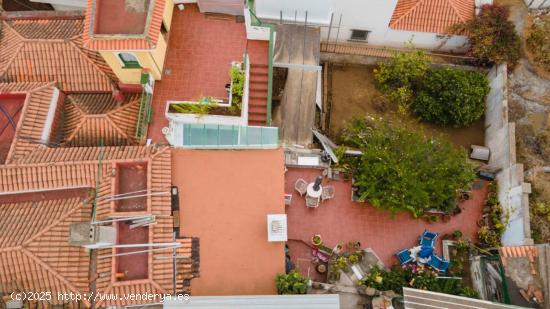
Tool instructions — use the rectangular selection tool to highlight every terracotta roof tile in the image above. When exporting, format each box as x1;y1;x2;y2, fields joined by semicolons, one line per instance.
61;94;141;146
389;0;475;34
0;198;91;306
82;0;166;51
0;18;116;92
499;246;539;275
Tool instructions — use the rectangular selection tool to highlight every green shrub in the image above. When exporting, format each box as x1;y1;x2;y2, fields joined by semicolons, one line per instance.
412;68;489;126
456;4;521;66
526;19;550;69
362;265;478;298
275;270;308;294
229;66;245;113
342;118;475;217
374;50;429;107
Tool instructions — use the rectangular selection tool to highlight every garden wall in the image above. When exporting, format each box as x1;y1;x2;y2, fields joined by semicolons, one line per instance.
524;0;550;9
485;64;533;246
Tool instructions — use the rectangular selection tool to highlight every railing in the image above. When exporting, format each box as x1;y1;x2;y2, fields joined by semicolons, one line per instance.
180;123;278;149
245;0;274;126
135;73;154;140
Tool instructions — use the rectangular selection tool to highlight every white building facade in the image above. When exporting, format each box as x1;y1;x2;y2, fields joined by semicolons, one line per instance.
255;0;492;53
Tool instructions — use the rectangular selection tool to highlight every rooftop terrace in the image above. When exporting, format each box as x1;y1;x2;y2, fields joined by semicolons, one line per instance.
93;0;151;35
148;4;269;143
173;149;285;295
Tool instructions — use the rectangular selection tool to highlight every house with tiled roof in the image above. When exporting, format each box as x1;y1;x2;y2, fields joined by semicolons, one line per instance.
254;0;491;52
0;11;117;92
82;0;173;85
0;80;199;307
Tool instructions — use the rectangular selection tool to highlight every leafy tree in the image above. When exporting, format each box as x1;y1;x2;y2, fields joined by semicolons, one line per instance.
342;118;475;217
412;68;489;127
456;4;521;66
374;50;429;107
275;270;308;294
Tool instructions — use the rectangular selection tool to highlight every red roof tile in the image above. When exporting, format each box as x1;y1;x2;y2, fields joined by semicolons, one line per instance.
0;198;91;307
61;94;141;146
82;0;166;51
389;0;475;34
0;16;116;92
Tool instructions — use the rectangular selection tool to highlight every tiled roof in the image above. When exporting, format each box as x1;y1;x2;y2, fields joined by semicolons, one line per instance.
61;93;141;146
1;83;142;163
0;147;196;306
0;14;117;92
0;82;61;164
389;0;475;34
500;246;539;275
82;0;166;51
0;197;92;307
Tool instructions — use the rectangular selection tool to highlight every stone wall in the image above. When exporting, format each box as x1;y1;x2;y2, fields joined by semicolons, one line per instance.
485;64;533;246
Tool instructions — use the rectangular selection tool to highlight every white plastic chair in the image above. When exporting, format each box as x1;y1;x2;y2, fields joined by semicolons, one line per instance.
321;185;335;201
294;178;308;196
306;196;320;208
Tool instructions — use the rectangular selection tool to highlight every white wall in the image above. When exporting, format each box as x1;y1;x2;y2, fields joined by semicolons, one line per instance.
255;0;331;25
256;0;466;52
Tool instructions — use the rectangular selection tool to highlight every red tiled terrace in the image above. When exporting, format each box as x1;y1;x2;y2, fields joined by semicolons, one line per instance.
285;168;487;279
173;149;285;295
148;4;268;143
93;0;150;35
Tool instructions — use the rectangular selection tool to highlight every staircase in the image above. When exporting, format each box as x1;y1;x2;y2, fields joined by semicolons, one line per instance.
248;63;269;126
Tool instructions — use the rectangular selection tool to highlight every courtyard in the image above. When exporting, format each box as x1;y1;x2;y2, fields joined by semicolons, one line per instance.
284;167;488;282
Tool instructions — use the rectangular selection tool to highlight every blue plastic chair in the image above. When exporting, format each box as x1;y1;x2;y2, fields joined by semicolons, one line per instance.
428;254;449;273
396;248;413;265
419;229;438;247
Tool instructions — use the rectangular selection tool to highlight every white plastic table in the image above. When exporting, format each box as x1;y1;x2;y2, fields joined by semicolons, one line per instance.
306;183;323;198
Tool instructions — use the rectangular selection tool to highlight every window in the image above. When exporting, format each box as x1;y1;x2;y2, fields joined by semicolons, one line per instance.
349;29;370;42
117;52;141;68
160;21;168;41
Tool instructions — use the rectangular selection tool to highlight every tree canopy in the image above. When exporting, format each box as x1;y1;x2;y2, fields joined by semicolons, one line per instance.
342;118;475;217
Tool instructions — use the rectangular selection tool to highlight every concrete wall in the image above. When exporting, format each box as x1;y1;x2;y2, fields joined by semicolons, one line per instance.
255;0;332;25
484;64;533;246
256;0;467;52
524;0;550;9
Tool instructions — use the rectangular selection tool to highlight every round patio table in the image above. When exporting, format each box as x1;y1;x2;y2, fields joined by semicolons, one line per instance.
307;183;322;198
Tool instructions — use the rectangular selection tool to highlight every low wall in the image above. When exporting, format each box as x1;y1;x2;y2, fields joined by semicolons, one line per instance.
485;64;533;246
524;0;550;9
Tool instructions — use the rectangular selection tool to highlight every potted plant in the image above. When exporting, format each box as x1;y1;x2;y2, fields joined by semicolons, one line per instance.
316;264;327;274
312;234;322;247
348;254;360;264
333;244;343;255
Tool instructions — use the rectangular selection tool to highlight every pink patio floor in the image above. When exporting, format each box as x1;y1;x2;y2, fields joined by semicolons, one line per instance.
147;4;268;143
285;167;487;279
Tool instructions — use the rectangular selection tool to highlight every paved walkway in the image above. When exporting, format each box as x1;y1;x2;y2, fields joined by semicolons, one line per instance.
285;168;487;270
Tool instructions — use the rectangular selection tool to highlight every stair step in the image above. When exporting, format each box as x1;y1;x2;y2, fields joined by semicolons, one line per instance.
250;96;268;101
248;114;267;121
250;63;268;68
249;101;267;107
249;106;267;114
250;83;268;91
250;77;268;83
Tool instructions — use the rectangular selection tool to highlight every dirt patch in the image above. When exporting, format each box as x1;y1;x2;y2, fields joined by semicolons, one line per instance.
328;63;485;149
